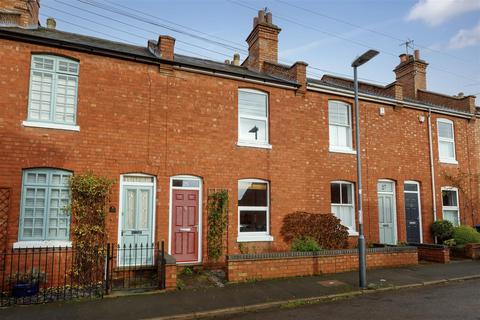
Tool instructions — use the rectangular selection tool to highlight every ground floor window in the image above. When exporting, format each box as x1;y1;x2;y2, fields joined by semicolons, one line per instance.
237;179;272;242
331;181;356;233
19;169;71;241
442;187;460;226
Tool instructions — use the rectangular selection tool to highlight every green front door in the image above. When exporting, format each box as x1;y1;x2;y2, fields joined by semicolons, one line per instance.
120;185;154;266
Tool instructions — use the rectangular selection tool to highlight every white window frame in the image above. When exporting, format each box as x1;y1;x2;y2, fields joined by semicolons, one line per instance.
437;118;457;164
237;179;273;242
23;54;80;131
404;180;423;243
330;181;357;235
328;100;354;154
441;186;460;226
237;89;271;149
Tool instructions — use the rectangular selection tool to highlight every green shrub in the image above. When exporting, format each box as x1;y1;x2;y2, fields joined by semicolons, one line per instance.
431;220;454;243
291;237;321;252
452;226;480;245
281;212;349;249
443;239;456;247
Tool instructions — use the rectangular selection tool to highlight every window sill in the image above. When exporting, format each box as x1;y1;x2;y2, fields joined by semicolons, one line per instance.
348;230;359;236
22;120;80;132
329;147;356;155
236;141;272;149
13;240;72;249
439;159;458;165
237;235;274;242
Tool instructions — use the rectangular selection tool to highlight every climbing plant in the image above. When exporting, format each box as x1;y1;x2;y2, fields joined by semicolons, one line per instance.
69;172;115;285
207;189;229;262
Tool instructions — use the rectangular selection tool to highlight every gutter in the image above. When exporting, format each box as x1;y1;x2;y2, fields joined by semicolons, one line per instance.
175;65;299;90
308;83;474;119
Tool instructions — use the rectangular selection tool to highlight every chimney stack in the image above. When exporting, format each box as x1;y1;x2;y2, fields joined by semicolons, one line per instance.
148;35;176;61
244;9;281;72
0;0;40;28
393;49;428;99
232;53;240;66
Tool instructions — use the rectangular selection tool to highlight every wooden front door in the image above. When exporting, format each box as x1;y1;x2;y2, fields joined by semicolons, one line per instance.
171;189;199;263
378;181;397;245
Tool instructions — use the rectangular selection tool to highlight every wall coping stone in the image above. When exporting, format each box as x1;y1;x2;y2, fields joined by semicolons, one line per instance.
408;242;448;249
227;246;417;261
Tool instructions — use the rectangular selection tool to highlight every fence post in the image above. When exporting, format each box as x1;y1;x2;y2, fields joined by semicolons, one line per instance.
105;243;111;295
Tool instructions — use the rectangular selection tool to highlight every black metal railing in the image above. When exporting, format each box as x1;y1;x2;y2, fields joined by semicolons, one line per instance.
105;242;166;293
0;241;166;307
0;246;104;307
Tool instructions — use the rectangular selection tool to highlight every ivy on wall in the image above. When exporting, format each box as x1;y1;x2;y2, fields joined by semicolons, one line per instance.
207;189;228;262
69;172;114;285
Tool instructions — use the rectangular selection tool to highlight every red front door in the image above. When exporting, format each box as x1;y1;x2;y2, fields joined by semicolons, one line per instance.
171;189;199;263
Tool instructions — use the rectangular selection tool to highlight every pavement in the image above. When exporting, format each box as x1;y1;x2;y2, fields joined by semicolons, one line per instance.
1;260;480;320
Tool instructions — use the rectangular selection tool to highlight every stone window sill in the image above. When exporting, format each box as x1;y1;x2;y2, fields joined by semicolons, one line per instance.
22;120;80;132
13;240;72;249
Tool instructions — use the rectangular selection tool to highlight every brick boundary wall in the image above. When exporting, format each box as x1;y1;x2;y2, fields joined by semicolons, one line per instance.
464;244;480;260
227;247;418;282
409;243;450;263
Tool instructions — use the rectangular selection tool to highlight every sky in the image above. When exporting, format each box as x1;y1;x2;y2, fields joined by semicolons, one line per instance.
39;0;480;102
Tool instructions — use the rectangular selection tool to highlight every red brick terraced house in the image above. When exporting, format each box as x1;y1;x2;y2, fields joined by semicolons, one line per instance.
0;0;479;267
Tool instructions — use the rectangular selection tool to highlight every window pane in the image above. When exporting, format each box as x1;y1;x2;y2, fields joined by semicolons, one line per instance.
124;176;154;183
439;141;454;159
442;190;457;206
238;91;267;117
138;190;149;229
329;102;349;126
378;182;394;192
125;189;136;229
443;210;459;226
239;210;267;232
341;183;352;204
438;121;453;139
239;118;267;142
172;179;199;188
332;206;354;229
404;183;418;192
331;183;340;204
238;181;268;206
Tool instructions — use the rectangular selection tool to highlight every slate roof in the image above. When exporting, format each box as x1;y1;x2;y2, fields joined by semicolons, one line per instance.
0;26;299;87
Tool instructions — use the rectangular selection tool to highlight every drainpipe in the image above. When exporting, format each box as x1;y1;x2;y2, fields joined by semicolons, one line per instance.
428;108;437;222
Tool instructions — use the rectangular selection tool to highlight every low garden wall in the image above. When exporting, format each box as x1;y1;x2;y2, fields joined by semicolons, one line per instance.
409;243;450;263
227;246;418;282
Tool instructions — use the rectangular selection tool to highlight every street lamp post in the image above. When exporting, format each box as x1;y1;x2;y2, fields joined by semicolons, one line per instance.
351;49;379;289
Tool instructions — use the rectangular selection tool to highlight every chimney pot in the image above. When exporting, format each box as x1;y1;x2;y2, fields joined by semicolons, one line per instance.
266;12;272;24
225;59;230;64
458;92;464;98
46;17;56;29
414;49;420;60
258;10;266;24
232;53;240;66
399;54;407;63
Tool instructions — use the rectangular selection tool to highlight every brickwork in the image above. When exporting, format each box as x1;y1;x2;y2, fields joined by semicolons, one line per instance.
415;244;450;263
227;248;418;282
0;2;478;269
165;264;177;290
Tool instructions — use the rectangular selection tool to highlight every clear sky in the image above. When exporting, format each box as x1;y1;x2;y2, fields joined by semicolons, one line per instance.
40;0;480;101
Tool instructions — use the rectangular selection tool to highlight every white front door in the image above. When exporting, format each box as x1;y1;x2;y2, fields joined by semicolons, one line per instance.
378;180;397;245
119;175;156;266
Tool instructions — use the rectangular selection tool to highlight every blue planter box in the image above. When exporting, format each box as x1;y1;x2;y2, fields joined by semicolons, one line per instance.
11;281;39;298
